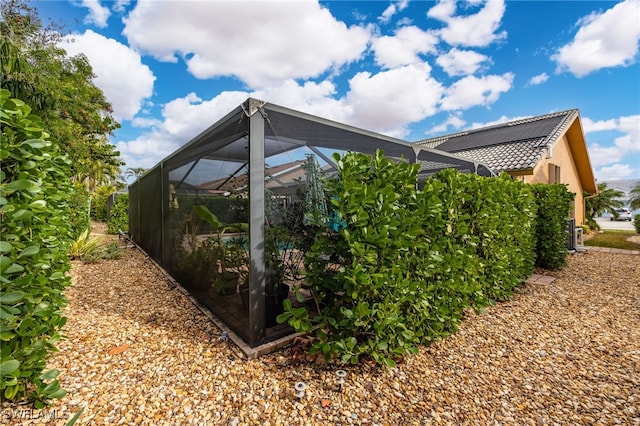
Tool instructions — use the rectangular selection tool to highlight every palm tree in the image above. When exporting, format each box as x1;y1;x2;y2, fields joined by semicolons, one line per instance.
629;184;640;210
124;167;146;182
585;183;625;229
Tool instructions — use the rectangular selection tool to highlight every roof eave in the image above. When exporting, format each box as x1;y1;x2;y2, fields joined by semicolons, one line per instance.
555;114;597;194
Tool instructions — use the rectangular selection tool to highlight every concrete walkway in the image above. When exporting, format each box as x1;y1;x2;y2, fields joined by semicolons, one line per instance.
583;245;640;255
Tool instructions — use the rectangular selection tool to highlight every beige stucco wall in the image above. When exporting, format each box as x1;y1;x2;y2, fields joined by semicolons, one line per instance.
528;135;586;225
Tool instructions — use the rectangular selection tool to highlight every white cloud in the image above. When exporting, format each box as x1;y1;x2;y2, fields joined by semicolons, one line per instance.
427;0;507;47
380;4;398;24
345;64;445;137
436;48;490;76
553;0;640;77
372;26;439;68
113;0;131;13
117;62;451;168
116;91;250;168
79;0;110;28
586;114;640;167
252;80;349;122
428;114;467;134
379;0;410;23
440;72;514;111
588;143;627;167
527;73;549;86
582;117;618;133
122;1;371;89
130;117;161;128
60;30;155;122
594;164;638;181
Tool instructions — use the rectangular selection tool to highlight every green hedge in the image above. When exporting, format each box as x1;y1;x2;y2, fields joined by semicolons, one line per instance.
279;150;538;367
107;193;129;234
530;183;575;269
69;183;90;238
0;89;72;406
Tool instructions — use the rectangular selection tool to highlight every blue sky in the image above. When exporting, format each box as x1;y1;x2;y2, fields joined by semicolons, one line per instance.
37;0;640;181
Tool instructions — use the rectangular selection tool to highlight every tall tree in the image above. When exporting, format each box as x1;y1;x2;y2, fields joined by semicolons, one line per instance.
0;0;123;189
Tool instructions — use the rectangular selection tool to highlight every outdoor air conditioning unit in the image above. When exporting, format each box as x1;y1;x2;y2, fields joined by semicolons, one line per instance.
567;218;576;252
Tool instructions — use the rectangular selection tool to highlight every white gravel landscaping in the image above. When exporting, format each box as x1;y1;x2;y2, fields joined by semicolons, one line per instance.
3;240;639;425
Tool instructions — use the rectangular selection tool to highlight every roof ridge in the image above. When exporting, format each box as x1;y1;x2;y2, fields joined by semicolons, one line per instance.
539;109;579;147
416;109;579;146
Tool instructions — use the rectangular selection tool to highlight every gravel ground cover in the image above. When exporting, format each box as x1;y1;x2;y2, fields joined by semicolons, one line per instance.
3;241;639;425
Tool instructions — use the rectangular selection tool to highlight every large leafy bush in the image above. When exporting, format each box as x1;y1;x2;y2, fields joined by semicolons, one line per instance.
69;183;91;238
0;89;72;406
531;184;575;269
279;150;537;367
107;193;129;234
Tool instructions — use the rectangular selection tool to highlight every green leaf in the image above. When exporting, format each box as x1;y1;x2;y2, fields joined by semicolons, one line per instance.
11;209;33;221
0;241;11;253
39;369;60;381
23;139;47;149
4;385;19;399
0;359;20;376
382;357;396;368
1;291;25;304
29;200;47;209
0;331;15;341
18;245;40;258
2;263;24;274
65;407;84;426
193;204;223;230
48;389;67;399
3;179;35;192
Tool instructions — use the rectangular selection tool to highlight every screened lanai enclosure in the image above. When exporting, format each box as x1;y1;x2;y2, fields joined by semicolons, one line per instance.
129;98;493;349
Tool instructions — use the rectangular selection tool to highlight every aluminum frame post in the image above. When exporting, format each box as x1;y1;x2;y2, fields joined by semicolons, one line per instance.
248;110;266;347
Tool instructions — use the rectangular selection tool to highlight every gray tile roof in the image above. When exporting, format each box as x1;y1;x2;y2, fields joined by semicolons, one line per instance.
415;110;578;173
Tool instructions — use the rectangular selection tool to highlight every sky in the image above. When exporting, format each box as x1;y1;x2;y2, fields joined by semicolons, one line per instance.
35;0;640;181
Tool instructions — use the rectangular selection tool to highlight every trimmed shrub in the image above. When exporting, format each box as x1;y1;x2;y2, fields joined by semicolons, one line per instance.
279;150;537;367
107;193;129;234
91;184;117;221
530;184;575;269
0;89;72;406
69;183;91;238
634;214;640;234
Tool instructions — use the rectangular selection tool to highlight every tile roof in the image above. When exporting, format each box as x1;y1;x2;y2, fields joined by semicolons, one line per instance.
415;110;579;173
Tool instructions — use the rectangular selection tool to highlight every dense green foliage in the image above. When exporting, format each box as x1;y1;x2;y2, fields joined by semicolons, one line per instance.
0;0;122;189
90;185;117;221
107;193;129;234
279;150;538;367
0;89;71;406
634;214;640;233
68;183;90;238
531;183;575;269
0;0;125;408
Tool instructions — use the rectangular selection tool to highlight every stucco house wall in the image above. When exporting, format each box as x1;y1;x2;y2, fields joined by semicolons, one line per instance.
528;135;586;225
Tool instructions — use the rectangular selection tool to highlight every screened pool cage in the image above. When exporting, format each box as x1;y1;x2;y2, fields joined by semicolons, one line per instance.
129;98;493;348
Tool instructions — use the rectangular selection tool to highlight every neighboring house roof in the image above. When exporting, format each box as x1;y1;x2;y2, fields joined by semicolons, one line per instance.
197;160;307;193
415;109;597;193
